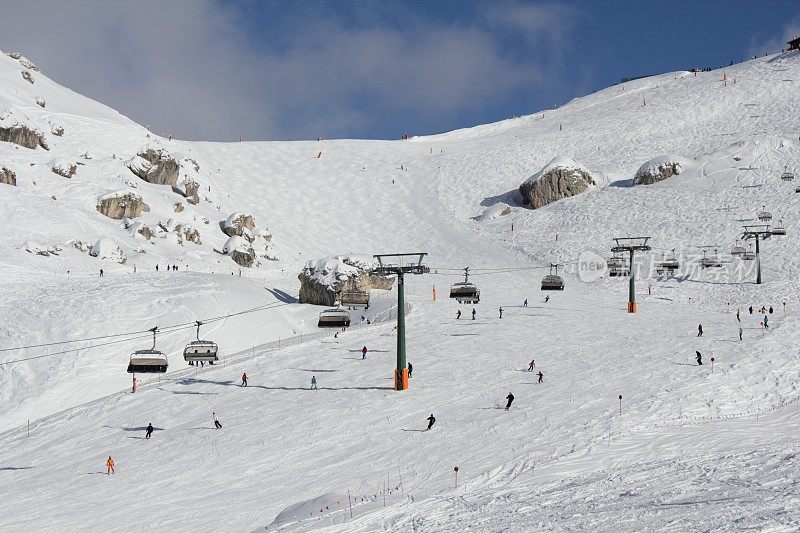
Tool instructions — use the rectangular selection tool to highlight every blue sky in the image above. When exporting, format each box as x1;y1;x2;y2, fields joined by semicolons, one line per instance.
2;0;798;141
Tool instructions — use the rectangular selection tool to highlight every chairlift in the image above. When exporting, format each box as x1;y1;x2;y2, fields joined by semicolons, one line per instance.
128;327;168;373
655;249;680;275
772;219;786;236
742;244;755;261
730;240;746;257
318;308;351;328
449;267;480;303
607;253;630;277
700;249;723;269
340;290;370;309
757;205;772;222
781;166;795;181
541;264;565;290
183;321;219;363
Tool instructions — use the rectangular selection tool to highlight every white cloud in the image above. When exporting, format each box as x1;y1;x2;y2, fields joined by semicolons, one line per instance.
748;16;800;57
0;0;577;141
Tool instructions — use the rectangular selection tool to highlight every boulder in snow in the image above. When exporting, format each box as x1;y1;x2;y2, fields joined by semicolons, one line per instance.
49;158;77;178
35;97;45;108
474;202;512;222
1;165;16;186
222;235;255;267
96;190;150;219
21;70;34;84
0;108;49;150
24;240;57;257
298;255;394;306
519;156;598;209
182;178;200;204
174;201;184;213
127;144;180;186
18;56;39;71
89;238;127;264
222;212;256;241
632;155;695;185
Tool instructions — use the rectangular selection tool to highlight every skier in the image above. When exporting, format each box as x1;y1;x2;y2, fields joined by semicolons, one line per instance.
213;412;222;429
408;362;413;378
145;423;153;439
523;299;528;307
537;371;544;384
426;413;436;430
106;456;115;475
472;308;476;320
749;306;753;314
769;306;773;314
528;359;535;371
362;346;368;360
544;295;550;303
156;264;159;272
764;315;769;329
311;376;317;390
505;392;515;411
736;309;740;322
456;310;461;320
499;307;504;319
99;269;104;278
241;373;248;387
739;326;743;341
696;351;702;365
334;332;339;339
697;324;703;337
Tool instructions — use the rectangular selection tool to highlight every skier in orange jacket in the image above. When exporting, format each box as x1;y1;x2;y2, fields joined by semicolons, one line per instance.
106;456;115;475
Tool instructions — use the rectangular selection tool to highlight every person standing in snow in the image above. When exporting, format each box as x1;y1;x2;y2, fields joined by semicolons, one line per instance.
426;414;436;430
739;326;743;341
241;373;248;387
736;309;740;322
456;310;461;320
769;306;773;314
523;299;528;307
311;376;317;390
696;351;703;365
145;423;153;439
362;346;368;360
764;315;769;329
749;306;753;315
528;359;535;371
499;307;504;319
106;456;115;475
697;324;703;337
155;264;159;272
99;269;104;278
505;392;515;411
544;295;550;303
537;371;544;384
408;363;413;378
213;412;222;429
472;308;476;320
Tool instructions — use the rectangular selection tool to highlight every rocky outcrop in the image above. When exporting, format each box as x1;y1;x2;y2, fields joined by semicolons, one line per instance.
519;156;597;209
183;179;200;204
298;255;394;306
24;240;58;256
0;125;48;150
50;158;77;178
138;225;154;240
96;191;150;219
35;97;45;108
222;212;256;241
174;201;184;213
50;124;64;136
21;70;34;84
127;146;180;186
1;166;16;186
222;236;255;267
181;226;202;245
19;56;39;71
632;156;694;185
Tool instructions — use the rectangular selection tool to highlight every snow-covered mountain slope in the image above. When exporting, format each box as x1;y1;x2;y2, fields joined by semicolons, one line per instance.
2;47;800;531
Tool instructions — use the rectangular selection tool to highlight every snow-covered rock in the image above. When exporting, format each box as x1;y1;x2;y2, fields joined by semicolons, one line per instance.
89;238;126;264
632;155;696;185
18;56;39;71
222;235;255;267
126;144;180;186
96;191;150;219
519;156;599;209
182;178;200;205
0;108;48;150
21;70;33;84
222;212;256;241
35;97;45;108
23;240;57;257
49;158;77;178
298;255;394;306
475;202;512;222
1;165;16;186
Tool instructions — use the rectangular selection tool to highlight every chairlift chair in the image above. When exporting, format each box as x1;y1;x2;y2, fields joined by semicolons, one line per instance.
128;327;168;373
730;241;746;257
655;249;680;275
772;219;786;236
757;205;772;222
700;249;723;269
742;244;755;261
781;166;795;181
183;321;219;363
340;290;370;309
318;308;351;328
449;268;480;303
607;253;630;277
541;264;565;290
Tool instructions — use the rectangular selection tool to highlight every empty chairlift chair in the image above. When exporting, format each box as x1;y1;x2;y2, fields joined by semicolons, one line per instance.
772;219;787;236
742;244;756;261
318;308;351;328
340;290;370;309
655;249;680;275
449;268;480;304
128;327;168;374
781;166;795;181
541;264;565;290
730;241;746;258
757;205;773;222
183;321;219;364
700;250;724;269
607;253;630;277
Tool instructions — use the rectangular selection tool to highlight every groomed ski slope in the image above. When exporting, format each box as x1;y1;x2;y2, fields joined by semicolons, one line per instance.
1;50;800;530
